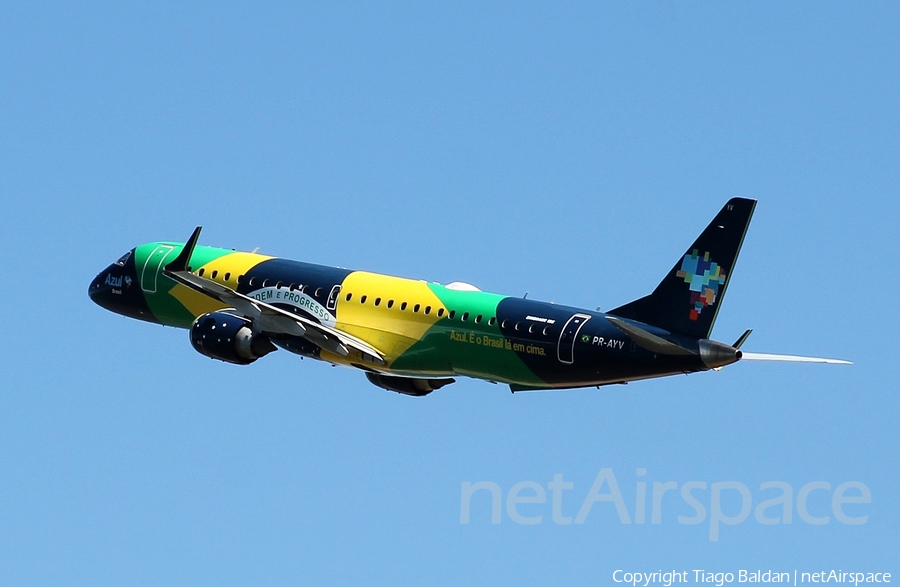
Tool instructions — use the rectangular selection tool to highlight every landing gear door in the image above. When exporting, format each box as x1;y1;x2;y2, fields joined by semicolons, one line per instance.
558;313;591;364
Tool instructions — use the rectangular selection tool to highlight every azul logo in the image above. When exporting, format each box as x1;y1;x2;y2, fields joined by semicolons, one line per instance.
105;274;123;287
676;250;726;321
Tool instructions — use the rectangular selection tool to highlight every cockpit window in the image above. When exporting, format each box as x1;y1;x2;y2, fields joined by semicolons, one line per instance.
114;251;132;266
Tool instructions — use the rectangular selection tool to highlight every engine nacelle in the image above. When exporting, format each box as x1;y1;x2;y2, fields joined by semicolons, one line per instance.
365;372;455;397
190;311;276;365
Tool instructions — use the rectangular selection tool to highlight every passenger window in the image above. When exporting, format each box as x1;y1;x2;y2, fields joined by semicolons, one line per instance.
387;300;394;309
198;268;205;277
375;298;381;306
276;281;283;289
248;276;256;286
361;295;368;304
501;319;508;328
401;302;408;311
437;308;444;317
488;317;496;326
449;310;456;319
528;324;536;333
543;326;551;336
315;287;323;297
211;270;218;279
424;306;431;315
515;322;522;331
474;315;482;324
413;304;420;313
462;312;469;321
262;279;270;287
237;275;244;284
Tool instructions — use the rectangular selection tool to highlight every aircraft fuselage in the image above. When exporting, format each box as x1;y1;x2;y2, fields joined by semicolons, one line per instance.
89;242;711;391
91;199;771;394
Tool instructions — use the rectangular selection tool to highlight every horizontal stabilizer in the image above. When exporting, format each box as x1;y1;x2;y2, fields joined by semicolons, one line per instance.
740;352;851;365
732;329;753;349
605;316;696;356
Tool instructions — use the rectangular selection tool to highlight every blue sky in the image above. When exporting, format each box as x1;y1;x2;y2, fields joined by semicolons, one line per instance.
1;2;897;585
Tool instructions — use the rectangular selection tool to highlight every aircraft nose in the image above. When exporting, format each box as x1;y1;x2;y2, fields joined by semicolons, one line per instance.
88;265;119;311
89;249;159;323
88;273;101;299
88;269;106;296
88;253;138;315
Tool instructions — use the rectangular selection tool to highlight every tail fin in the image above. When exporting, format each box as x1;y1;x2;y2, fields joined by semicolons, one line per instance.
608;197;756;339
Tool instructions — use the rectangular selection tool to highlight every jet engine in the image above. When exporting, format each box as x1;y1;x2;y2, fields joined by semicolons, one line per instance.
365;372;455;397
190;311;276;365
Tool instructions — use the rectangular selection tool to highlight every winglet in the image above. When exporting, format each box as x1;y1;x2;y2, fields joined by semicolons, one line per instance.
165;226;202;272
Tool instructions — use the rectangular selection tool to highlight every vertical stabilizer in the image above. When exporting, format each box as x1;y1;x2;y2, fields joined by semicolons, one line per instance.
608;198;756;339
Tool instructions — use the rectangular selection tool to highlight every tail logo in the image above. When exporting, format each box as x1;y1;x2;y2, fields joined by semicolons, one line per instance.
676;250;726;321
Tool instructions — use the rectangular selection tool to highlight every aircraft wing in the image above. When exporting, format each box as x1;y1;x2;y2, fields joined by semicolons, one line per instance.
163;227;385;366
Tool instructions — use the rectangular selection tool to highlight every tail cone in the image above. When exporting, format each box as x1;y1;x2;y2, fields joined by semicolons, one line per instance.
699;339;742;369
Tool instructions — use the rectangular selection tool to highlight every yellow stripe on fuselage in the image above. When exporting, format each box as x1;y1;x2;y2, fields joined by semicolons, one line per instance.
197;252;273;288
169;284;226;318
336;271;445;364
170;251;273;319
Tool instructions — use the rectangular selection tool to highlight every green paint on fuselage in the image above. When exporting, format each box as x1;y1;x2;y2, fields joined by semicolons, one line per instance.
129;243;546;385
134;242;233;327
390;284;543;385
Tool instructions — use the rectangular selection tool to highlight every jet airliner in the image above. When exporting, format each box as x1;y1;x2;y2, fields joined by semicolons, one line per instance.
89;198;848;395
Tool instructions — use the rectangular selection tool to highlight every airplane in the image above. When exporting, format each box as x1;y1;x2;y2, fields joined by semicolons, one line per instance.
89;198;849;396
